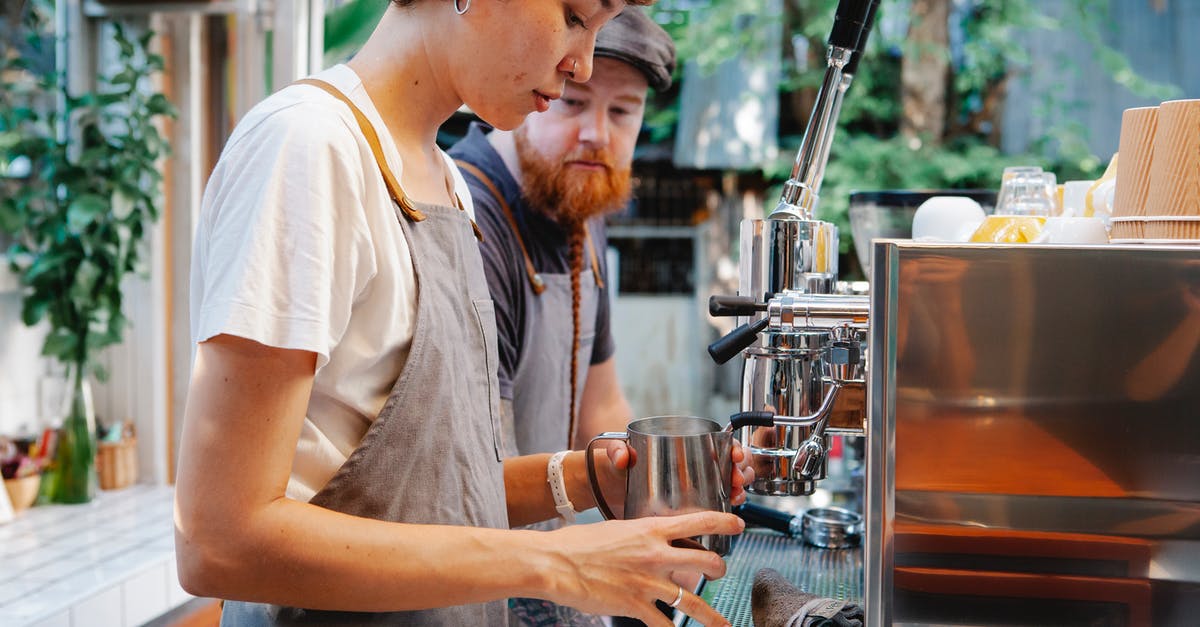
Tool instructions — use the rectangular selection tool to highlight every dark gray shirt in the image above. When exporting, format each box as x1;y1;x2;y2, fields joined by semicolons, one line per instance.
450;123;616;401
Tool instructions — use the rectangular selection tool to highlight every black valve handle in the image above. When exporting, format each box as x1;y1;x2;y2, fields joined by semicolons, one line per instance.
707;317;769;365
709;295;768;318
734;502;799;537
829;0;874;50
844;0;881;75
728;410;777;430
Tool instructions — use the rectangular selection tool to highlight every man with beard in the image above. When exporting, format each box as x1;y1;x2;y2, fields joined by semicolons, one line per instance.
449;7;676;626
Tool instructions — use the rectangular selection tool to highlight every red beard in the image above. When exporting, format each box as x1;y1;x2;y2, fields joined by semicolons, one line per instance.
514;130;633;228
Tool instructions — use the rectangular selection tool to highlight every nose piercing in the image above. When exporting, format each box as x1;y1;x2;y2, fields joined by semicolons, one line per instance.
569;59;577;78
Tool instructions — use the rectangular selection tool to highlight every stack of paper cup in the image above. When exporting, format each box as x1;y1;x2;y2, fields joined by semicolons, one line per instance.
1143;99;1200;240
1110;106;1158;239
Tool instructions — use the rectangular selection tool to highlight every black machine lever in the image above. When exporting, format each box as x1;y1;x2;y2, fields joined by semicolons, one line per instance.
829;0;875;50
708;295;768;318
707;317;769;365
844;0;881;75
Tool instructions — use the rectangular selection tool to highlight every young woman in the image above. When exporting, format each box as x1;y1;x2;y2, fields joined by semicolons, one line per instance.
175;1;746;626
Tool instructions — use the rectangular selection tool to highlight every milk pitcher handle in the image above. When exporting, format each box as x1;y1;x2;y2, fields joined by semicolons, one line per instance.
585;431;628;521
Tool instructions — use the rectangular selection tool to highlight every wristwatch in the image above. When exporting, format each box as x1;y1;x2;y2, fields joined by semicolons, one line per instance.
546;450;577;523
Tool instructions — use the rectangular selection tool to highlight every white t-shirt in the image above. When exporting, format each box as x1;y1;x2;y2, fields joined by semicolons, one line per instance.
190;64;476;501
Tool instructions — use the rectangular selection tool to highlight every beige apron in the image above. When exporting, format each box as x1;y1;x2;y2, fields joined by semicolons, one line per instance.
221;79;509;626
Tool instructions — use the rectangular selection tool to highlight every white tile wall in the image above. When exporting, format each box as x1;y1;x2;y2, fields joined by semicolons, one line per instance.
0;485;195;627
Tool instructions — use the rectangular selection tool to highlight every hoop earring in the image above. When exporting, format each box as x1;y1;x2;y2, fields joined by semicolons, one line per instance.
454;0;470;15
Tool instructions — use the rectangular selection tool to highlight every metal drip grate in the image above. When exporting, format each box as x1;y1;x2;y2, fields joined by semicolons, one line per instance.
684;528;863;627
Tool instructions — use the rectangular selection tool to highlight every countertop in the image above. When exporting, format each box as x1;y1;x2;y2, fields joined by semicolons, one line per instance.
0;484;191;627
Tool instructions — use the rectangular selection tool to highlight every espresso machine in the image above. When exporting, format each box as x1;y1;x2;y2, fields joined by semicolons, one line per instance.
706;0;879;498
685;0;880;622
688;1;1200;625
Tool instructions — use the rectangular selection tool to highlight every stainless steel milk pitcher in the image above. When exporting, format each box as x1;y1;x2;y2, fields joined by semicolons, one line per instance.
586;415;734;555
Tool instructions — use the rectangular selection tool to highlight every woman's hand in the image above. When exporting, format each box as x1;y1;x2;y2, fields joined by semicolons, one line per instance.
538;512;744;627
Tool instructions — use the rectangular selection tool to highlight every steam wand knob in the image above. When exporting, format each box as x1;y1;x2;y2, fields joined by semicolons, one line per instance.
708;295;768;317
707;317;769;365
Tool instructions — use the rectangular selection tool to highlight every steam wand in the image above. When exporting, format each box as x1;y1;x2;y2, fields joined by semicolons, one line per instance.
772;0;880;220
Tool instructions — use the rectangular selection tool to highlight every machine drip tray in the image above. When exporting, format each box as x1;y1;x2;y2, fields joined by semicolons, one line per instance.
680;528;864;626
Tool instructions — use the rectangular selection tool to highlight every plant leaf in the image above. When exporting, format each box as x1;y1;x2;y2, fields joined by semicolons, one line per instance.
66;194;107;233
111;190;134;220
21;295;49;326
42;328;77;360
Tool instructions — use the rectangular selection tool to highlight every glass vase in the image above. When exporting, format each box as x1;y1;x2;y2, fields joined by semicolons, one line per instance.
47;363;98;504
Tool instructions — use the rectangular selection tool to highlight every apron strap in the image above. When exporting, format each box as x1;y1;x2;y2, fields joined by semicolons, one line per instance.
455;159;605;294
295;78;426;223
296;78;483;242
456;160;547;295
583;224;605;290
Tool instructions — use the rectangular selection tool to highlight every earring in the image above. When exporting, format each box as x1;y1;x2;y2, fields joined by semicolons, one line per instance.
454;0;470;15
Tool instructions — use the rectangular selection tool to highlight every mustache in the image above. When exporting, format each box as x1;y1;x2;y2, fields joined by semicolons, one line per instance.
561;148;615;169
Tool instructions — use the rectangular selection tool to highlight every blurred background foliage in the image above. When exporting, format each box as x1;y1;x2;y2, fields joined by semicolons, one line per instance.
647;0;1182;248
326;0;1185;255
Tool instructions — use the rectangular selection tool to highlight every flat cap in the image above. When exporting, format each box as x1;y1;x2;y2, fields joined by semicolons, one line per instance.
595;7;676;91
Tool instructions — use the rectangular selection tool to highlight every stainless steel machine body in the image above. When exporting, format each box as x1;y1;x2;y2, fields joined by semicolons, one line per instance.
709;0;880;497
864;241;1200;626
728;218;865;495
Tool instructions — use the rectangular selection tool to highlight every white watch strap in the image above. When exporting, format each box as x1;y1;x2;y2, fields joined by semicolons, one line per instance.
547;450;576;523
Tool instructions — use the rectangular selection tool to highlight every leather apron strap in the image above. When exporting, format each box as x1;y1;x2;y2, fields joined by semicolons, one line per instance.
455;159;605;293
296;78;484;242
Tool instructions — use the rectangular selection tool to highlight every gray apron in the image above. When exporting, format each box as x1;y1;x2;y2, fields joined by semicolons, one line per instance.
452;161;602;457
455;164;605;627
509;264;599;456
221;79;509;626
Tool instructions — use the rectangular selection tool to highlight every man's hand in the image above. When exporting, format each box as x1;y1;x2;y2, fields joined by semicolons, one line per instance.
585;437;755;518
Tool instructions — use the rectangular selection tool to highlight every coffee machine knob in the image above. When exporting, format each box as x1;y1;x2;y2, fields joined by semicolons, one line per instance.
794;437;826;479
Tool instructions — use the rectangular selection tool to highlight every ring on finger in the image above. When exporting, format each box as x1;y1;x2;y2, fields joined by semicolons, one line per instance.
668;584;684;609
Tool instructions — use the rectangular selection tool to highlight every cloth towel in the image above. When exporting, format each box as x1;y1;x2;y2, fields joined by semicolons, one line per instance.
751;568;864;627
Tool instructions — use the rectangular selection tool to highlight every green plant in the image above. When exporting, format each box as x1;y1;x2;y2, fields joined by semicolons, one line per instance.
2;8;174;502
1;18;175;379
323;0;389;67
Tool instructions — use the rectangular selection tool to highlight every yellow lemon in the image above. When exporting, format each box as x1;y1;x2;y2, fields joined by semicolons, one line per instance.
968;216;1047;243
